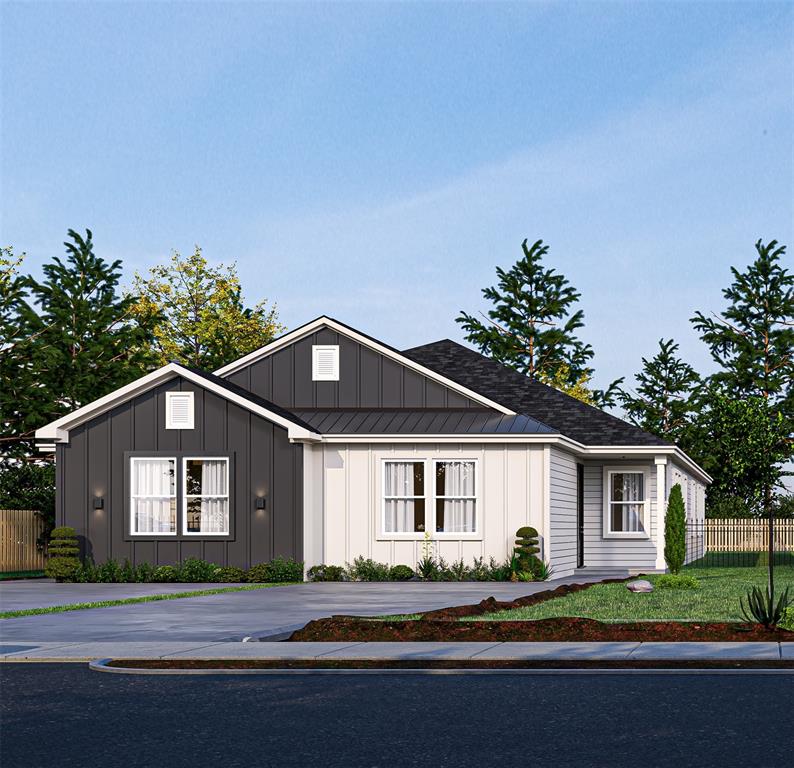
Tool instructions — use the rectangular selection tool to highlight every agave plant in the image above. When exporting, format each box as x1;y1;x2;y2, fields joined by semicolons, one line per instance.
740;586;792;628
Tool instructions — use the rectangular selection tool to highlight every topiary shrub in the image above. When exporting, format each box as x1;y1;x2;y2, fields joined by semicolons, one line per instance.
247;557;304;583
307;564;348;582
347;556;390;582
178;557;220;583
514;526;541;576
152;565;179;583
45;526;81;582
665;484;686;574
389;564;415;581
215;566;246;583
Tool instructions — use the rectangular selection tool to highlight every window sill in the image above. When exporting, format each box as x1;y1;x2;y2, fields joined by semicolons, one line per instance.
376;534;483;542
601;531;651;540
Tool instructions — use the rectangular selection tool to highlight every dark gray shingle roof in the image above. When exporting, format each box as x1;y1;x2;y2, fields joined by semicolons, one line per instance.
402;340;670;447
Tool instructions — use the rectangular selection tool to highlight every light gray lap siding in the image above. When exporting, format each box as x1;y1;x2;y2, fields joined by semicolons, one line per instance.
56;376;302;568
224;328;482;409
549;448;578;576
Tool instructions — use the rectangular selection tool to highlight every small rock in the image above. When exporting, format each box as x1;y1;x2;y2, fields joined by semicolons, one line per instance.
627;579;654;593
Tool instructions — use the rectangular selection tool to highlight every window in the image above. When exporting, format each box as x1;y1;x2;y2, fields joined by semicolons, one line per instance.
130;458;176;534
183;458;229;535
166;391;194;429
604;468;648;537
383;461;426;533
312;345;339;381
435;460;476;533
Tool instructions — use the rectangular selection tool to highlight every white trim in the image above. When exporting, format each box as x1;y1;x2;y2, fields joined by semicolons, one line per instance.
35;362;319;444
602;465;651;539
129;456;177;536
378;457;481;541
213;316;516;415
165;391;195;430
312;345;340;381
655;457;668;570
182;456;230;536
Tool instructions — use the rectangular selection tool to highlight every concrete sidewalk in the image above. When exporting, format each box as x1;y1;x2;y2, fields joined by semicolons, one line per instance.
1;640;790;662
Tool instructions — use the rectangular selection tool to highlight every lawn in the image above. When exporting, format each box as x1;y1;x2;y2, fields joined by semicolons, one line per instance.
465;567;794;623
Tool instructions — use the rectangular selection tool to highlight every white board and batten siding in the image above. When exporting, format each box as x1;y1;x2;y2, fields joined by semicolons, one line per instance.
303;443;546;569
548;448;579;577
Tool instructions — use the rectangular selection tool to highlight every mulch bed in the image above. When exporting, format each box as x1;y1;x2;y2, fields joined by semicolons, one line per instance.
284;580;793;643
106;658;794;670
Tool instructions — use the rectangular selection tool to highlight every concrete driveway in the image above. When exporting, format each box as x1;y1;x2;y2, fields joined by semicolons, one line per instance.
0;577;606;643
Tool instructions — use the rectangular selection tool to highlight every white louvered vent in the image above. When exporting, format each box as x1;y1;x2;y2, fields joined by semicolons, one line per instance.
166;391;195;429
312;345;339;381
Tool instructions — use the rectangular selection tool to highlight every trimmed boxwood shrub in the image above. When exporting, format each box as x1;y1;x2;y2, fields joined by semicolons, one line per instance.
247;557;304;583
389;564;415;581
215;566;247;583
179;557;220;583
152;565;179;583
307;564;347;582
514;526;541;577
45;526;81;581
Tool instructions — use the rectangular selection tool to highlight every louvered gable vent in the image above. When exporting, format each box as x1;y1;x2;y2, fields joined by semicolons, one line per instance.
166;391;195;429
312;345;339;381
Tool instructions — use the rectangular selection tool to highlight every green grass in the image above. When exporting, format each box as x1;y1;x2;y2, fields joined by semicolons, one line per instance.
0;570;45;580
0;582;297;619
465;567;794;623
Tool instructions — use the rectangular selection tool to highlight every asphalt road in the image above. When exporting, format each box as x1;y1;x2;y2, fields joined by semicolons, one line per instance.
2;664;792;768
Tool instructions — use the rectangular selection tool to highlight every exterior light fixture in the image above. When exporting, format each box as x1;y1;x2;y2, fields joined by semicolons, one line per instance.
93;497;104;510
255;496;266;510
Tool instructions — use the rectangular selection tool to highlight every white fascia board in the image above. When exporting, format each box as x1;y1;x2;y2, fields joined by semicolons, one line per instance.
35;363;319;445
214;316;516;416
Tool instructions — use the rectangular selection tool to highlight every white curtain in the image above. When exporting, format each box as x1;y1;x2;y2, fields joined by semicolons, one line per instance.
438;461;476;533
199;459;228;533
612;473;644;532
384;462;418;533
132;459;175;533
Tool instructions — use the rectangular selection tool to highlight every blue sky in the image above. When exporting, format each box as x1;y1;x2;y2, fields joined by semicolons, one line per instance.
2;1;792;395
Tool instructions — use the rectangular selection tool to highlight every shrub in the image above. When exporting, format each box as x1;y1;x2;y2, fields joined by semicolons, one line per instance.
45;526;81;582
665;484;686;574
388;564;415;581
469;557;491;581
656;573;700;590
179;557;220;583
780;607;794;632
95;559;123;583
215;566;247;583
532;560;554;581
152;565;179;583
415;555;440;581
514;526;541;576
307;564;348;582
247;557;304;583
135;562;154;583
120;559;136;583
347;556;390;582
740;586;792;628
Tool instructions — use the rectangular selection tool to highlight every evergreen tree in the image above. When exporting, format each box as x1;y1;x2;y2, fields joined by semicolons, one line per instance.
664;483;686;574
619;339;701;443
130;247;284;370
457;238;622;407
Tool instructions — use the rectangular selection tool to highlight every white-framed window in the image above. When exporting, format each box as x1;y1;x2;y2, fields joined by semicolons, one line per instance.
434;460;477;533
130;457;177;535
603;466;649;538
381;458;480;539
183;457;230;535
165;391;194;429
312;345;339;381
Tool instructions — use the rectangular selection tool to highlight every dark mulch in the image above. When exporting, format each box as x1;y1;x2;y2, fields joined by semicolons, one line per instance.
289;616;794;643
106;658;794;670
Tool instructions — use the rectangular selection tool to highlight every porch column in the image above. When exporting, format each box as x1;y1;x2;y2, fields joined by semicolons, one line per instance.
654;456;667;571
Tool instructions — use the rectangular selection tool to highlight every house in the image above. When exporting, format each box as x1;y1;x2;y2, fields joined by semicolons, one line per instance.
35;316;710;578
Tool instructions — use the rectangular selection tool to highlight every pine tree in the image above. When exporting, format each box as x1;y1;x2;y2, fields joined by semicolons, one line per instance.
457;238;622;406
619;339;701;443
664;484;686;574
130;247;284;370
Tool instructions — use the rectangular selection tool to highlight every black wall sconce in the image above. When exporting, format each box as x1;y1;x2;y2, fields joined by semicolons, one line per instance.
255;496;266;510
93;497;104;510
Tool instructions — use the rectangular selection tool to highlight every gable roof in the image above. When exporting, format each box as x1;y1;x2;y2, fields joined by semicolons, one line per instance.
213;315;516;415
403;339;670;448
35;362;320;445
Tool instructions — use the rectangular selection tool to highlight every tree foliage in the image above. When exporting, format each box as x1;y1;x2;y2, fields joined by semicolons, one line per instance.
457;238;622;407
131;247;284;370
664;483;686;575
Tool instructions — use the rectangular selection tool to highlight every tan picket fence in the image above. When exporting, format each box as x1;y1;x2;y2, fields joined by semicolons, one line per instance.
0;509;47;572
705;519;794;552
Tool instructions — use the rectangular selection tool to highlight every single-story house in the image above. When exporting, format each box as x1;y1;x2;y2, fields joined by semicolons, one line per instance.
36;316;710;578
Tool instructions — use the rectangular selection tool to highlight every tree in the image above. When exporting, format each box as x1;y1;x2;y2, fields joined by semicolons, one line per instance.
131;247;284;370
457;238;622;407
691;239;793;510
619;339;701;443
664;483;686;574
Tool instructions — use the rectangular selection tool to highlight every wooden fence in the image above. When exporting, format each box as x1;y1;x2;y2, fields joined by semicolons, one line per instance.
0;509;46;572
704;519;794;552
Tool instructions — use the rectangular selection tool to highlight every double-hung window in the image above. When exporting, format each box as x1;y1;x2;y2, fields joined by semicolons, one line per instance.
183;458;230;535
603;467;649;538
382;458;478;538
130;457;177;534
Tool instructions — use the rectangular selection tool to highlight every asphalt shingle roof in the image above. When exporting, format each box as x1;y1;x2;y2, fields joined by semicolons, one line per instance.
402;340;670;447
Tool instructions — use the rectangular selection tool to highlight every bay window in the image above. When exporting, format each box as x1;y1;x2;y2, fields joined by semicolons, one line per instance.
604;467;649;538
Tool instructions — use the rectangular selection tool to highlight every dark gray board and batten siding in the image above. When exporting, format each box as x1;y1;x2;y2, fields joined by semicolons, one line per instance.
224;328;484;410
55;376;302;568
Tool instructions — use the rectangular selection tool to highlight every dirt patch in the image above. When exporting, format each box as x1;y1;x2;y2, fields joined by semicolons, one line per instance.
105;658;794;671
289;616;794;643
